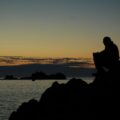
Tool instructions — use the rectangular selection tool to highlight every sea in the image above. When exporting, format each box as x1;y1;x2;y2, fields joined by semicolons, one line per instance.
0;77;94;120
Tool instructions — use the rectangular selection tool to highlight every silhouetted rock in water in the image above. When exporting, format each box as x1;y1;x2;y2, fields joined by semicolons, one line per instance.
9;63;115;120
4;75;17;80
20;76;32;80
32;72;47;80
31;72;66;81
48;72;66;79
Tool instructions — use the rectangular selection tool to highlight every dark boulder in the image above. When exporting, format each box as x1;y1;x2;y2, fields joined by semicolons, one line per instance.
9;65;114;120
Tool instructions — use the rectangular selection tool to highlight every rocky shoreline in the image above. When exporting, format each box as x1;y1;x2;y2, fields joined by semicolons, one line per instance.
8;61;116;120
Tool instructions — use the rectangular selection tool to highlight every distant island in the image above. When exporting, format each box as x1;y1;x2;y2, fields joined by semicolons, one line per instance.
4;75;18;80
3;72;67;81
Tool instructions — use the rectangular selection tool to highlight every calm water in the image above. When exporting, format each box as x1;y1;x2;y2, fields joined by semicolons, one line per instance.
0;78;94;120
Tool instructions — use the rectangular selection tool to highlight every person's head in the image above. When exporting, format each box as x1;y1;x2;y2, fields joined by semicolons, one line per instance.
103;36;113;46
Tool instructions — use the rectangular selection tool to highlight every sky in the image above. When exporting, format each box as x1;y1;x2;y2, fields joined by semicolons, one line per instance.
0;0;120;58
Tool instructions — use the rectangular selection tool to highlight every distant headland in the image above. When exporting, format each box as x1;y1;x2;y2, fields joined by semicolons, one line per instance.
3;71;66;81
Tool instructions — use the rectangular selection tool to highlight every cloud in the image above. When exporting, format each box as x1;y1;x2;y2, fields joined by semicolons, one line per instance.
0;56;94;68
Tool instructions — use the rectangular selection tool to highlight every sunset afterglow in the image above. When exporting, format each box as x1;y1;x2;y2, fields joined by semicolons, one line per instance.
0;0;120;58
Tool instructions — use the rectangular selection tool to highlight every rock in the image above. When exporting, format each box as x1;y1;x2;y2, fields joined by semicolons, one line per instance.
9;66;114;120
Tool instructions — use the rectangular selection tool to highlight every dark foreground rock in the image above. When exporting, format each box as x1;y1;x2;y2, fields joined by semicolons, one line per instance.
9;63;117;120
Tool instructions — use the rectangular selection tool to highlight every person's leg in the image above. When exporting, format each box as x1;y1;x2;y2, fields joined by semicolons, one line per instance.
93;52;105;76
93;53;101;70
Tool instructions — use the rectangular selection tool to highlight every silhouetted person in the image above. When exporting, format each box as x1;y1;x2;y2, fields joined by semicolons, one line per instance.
93;36;119;73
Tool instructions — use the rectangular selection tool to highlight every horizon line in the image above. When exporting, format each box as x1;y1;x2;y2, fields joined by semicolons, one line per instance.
0;55;92;59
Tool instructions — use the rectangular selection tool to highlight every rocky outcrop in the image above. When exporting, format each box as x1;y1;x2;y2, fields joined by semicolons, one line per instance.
9;62;116;120
4;75;17;80
31;72;66;81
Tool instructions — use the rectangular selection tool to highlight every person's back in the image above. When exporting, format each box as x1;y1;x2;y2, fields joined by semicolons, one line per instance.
103;37;119;68
93;36;119;73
